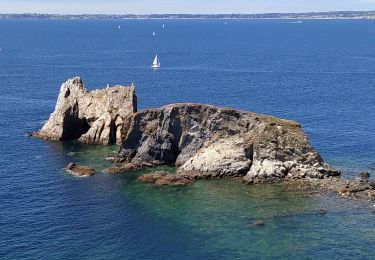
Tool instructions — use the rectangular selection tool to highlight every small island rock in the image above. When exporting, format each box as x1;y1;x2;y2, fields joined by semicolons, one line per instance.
66;162;95;177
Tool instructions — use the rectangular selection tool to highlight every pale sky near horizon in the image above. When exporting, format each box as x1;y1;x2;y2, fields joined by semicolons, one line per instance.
0;0;375;14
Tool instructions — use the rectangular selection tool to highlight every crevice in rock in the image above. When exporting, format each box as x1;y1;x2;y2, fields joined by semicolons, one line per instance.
64;88;70;98
245;144;254;161
61;104;90;140
109;118;117;144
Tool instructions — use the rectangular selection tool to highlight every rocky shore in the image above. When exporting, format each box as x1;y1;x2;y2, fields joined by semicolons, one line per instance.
283;175;375;199
135;170;375;199
33;77;374;201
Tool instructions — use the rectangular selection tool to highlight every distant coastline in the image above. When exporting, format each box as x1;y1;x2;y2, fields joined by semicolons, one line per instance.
1;11;375;20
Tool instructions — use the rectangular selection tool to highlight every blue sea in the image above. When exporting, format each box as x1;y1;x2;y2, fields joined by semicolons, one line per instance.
0;19;374;259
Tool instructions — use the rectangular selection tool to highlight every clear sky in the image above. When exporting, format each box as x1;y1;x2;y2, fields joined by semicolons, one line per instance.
0;0;375;14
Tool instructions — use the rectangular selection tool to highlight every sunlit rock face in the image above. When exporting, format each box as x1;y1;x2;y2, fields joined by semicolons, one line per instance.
33;77;137;145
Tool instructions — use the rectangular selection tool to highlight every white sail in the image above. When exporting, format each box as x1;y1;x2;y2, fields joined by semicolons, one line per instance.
153;55;158;65
151;54;160;68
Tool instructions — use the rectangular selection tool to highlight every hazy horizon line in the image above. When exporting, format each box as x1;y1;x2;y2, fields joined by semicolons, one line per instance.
1;10;375;15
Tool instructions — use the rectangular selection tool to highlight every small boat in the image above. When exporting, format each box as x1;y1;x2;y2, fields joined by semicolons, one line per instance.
118;25;121;29
290;20;303;24
162;24;165;28
151;54;160;69
152;31;156;36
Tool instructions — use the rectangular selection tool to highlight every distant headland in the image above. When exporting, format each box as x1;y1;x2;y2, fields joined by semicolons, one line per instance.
1;11;375;20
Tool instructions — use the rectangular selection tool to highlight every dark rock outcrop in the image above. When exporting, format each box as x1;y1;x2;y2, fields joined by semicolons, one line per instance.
33;77;137;144
118;103;339;183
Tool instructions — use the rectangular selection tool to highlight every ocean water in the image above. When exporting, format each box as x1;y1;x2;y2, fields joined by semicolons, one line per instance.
0;19;374;259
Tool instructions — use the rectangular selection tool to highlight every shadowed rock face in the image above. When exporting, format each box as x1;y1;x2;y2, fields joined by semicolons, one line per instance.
119;103;340;182
33;77;137;145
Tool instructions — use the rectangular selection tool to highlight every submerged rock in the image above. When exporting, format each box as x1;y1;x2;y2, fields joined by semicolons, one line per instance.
106;162;156;174
359;171;370;180
32;77;137;144
317;208;327;215
65;162;95;177
138;171;193;186
283;178;375;199
254;220;265;226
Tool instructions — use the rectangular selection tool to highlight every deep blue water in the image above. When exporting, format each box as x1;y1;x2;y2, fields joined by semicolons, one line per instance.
0;19;374;259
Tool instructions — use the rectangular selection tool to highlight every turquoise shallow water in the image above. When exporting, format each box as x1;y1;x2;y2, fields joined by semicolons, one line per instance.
4;142;373;259
0;19;375;258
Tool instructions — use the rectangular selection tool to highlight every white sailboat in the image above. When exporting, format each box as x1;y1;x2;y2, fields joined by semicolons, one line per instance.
151;54;160;69
118;25;121;29
162;24;165;28
152;31;156;36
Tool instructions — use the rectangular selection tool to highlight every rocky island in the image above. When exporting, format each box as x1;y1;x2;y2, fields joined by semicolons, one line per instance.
33;77;375;199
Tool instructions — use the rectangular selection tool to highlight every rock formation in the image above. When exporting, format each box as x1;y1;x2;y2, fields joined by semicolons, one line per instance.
32;77;375;205
118;103;340;183
33;78;340;184
33;77;136;145
66;162;95;177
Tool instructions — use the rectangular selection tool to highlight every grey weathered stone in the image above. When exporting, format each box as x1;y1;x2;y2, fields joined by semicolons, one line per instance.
118;103;340;182
180;136;252;177
33;77;136;144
